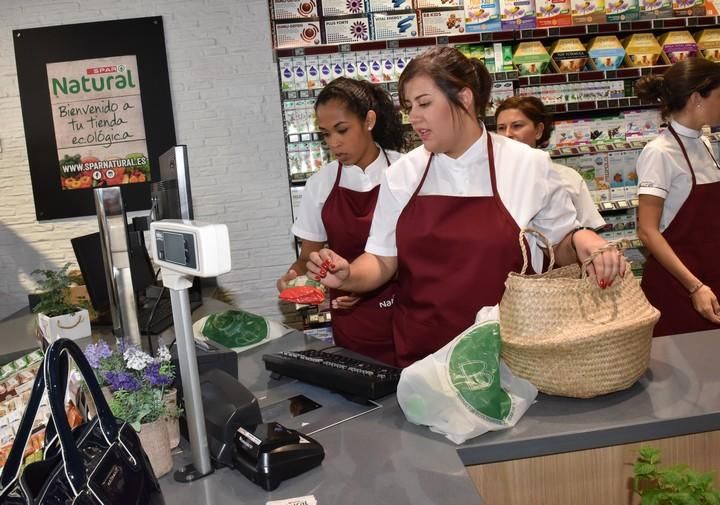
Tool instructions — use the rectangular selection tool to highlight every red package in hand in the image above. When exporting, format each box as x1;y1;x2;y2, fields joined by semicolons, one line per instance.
279;285;325;305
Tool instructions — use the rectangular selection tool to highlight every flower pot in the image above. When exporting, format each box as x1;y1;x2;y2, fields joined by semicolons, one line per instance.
163;388;180;449
37;309;91;344
137;418;173;479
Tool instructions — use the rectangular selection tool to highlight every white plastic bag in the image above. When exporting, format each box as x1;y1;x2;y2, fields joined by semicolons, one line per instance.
396;305;538;444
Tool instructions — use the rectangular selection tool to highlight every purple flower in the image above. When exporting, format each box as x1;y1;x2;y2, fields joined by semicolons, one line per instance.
84;341;113;369
103;371;141;392
144;362;173;387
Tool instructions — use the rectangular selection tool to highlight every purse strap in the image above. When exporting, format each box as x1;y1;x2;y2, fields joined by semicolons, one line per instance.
44;338;119;497
0;365;46;491
518;228;556;275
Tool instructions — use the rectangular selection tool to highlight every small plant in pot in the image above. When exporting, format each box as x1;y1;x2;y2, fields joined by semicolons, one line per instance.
32;263;91;345
84;339;182;478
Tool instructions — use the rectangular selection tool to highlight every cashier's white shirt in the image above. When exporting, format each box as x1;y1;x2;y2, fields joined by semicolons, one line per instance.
366;129;579;273
553;162;606;230
636;120;720;232
291;148;403;242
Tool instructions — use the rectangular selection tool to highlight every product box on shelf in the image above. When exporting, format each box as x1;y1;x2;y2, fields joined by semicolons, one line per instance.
370;12;419;39
624;109;661;141
571;0;606;24
593;115;626;144
420;8;467;35
500;0;537;30
513;41;551;75
556;119;593;146
608;149;639;200
622;33;662;67
671;0;705;16
605;0;639;21
487;80;515;114
343;52;359;79
658;31;699;64
395;48;410;78
587;35;625;70
279;58;296;91
549;38;589;72
415;0;464;6
274;20;322;48
695;29;720;61
639;0;672;18
318;55;333;86
369;52;384;82
367;0;414;10
465;0;502;32
355;51;371;80
305;55;321;89
323;16;372;43
272;0;319;19
562;153;611;203
292;56;308;89
536;0;572;27
706;0;720;14
331;54;346;80
322;0;368;16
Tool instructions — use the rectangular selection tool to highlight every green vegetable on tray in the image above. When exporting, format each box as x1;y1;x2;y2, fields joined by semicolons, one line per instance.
200;310;269;349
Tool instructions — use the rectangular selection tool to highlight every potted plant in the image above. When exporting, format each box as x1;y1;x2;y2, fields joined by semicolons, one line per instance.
32;263;91;345
84;339;181;478
633;446;720;504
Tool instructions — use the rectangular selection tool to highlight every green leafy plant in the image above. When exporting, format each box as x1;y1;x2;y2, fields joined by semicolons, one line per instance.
31;263;88;317
633;446;720;505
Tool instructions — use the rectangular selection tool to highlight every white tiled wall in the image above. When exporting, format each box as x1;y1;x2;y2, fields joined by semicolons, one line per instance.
0;0;298;323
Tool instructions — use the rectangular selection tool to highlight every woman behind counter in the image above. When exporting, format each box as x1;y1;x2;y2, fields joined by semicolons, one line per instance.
277;77;405;365
494;96;605;231
306;47;626;367
634;58;720;336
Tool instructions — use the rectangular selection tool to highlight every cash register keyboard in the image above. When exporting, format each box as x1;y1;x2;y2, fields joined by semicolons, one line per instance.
262;349;402;401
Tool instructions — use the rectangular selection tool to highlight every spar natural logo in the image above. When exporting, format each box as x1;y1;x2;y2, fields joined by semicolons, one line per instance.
51;63;136;97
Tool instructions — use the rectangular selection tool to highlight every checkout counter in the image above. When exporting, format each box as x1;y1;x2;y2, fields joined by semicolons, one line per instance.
2;304;719;505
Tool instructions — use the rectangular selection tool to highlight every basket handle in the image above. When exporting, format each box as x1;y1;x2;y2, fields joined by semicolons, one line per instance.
519;228;555;275
580;241;624;280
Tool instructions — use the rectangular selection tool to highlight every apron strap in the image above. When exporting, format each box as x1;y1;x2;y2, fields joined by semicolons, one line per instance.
667;124;698;187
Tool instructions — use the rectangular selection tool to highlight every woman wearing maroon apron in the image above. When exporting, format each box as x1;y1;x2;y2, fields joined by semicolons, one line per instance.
305;47;627;367
635;59;720;336
278;78;404;365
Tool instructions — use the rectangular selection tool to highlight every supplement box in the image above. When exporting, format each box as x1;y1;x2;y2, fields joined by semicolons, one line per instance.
323;16;372;43
465;0;502;32
549;38;589;72
658;31;699;64
587;35;625;70
513;41;551;75
622;33;662;67
536;0;572;27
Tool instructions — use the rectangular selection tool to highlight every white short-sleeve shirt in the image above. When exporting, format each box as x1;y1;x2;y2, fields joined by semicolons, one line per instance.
636;120;720;232
552;162;606;230
366;129;579;272
291;148;403;242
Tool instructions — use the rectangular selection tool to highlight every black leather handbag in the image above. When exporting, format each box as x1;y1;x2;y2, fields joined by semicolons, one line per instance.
0;338;165;504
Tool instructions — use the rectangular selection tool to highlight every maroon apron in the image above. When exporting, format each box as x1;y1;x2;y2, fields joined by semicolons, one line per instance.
394;134;527;367
641;125;720;336
321;153;397;365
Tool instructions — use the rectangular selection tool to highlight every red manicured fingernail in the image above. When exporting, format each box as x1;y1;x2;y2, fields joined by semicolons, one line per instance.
330;263;336;270
600;279;606;289
314;275;321;281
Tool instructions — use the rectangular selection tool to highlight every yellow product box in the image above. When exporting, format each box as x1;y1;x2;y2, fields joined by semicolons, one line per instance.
671;0;705;16
536;0;572;27
622;33;662;67
571;0;606;24
639;0;672;18
549;38;588;72
513;41;551;75
587;35;625;70
658;31;699;64
695;29;720;61
605;0;640;21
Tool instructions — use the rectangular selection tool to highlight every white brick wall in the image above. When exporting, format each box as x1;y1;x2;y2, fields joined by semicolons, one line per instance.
0;0;299;323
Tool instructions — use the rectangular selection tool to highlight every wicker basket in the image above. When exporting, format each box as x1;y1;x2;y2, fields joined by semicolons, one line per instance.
499;229;660;398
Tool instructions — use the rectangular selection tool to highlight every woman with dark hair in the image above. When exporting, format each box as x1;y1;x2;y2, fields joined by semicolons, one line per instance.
305;47;626;367
277;77;405;365
634;58;720;336
495;96;605;230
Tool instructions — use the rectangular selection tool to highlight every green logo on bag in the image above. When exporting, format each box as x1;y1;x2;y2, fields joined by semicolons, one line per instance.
448;322;511;422
201;310;269;348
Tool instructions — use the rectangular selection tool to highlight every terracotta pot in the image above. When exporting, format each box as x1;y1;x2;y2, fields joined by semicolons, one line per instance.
163;388;180;449
137;418;173;478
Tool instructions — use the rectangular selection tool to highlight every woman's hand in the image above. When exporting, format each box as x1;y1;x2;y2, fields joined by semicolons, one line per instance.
690;285;720;324
332;294;361;310
307;249;349;289
277;269;298;292
572;229;627;288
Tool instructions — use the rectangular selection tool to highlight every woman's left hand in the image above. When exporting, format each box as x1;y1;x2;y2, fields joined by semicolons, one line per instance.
572;229;627;288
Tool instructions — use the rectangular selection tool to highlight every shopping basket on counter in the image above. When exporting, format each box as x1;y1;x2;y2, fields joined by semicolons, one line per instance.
499;229;660;399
